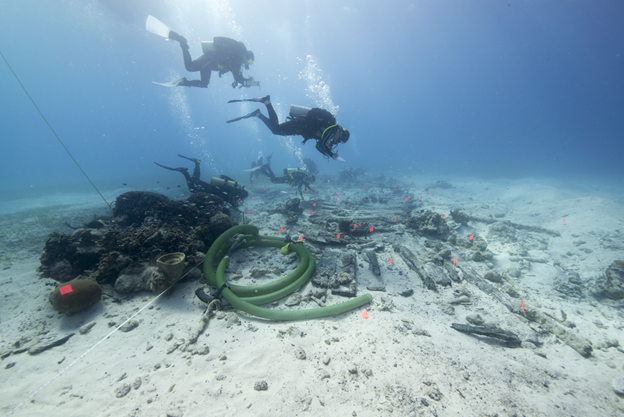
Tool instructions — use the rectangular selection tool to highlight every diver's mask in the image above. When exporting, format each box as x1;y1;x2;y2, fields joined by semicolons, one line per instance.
321;125;350;150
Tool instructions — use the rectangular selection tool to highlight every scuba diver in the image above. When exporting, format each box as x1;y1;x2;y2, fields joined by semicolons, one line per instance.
254;154;316;198
226;95;350;161
154;155;248;206
146;15;258;89
248;154;265;185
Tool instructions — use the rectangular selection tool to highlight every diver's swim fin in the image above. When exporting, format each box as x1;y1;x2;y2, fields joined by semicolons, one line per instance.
154;162;187;172
227;95;270;104
226;109;261;123
152;78;188;88
177;154;201;164
335;156;347;163
244;166;264;172
146;15;172;38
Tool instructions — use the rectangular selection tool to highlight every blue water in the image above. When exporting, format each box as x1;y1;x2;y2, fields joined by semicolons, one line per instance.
1;0;623;195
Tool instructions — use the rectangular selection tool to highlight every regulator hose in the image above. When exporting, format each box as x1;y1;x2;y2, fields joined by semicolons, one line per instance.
203;225;373;321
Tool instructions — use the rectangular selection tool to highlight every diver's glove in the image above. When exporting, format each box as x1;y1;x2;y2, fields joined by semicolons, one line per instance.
243;78;260;87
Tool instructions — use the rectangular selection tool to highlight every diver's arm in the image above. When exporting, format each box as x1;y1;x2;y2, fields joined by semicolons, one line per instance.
231;68;258;88
230;70;246;88
315;140;336;159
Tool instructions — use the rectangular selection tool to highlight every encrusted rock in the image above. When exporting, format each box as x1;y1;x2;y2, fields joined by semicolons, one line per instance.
483;271;503;283
254;380;268;391
115;383;132;398
595;260;624;300
405;210;450;238
294;346;306;360
38;191;232;291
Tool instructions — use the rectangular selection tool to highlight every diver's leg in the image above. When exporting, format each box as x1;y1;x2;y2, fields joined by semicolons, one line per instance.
155;162;194;190
168;31;188;48
257;115;301;136
191;160;201;182
190;179;213;194
226;109;261;123
183;51;209;72
264;165;277;181
176;53;212;88
198;68;211;88
176;155;202;182
264;102;279;125
227;95;270;104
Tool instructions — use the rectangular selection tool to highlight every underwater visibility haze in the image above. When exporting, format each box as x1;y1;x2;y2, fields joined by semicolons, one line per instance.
2;1;624;416
1;0;623;194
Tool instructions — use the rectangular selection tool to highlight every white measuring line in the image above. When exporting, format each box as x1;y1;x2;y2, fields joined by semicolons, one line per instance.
6;262;204;416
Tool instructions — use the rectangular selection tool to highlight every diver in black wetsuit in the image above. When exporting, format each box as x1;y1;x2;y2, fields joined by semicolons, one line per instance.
248;154;264;185
165;31;258;89
256;154;316;198
226;95;350;160
154;155;248;206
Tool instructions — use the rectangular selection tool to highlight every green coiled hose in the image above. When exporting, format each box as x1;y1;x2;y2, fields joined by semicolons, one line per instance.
203;225;373;321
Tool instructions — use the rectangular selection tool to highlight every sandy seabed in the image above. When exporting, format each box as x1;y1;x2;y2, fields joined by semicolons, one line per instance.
1;174;623;417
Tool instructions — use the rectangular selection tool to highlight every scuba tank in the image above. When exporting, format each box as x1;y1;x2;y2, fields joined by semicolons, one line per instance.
284;168;305;186
201;41;216;54
211;177;237;188
289;105;312;119
284;168;303;177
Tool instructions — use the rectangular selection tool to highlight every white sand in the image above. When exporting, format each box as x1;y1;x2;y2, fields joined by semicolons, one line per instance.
1;176;623;417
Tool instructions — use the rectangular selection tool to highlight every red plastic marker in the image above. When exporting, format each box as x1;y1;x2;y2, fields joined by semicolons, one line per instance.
334;195;338;199
279;227;284;233
59;285;73;295
299;236;304;241
434;202;437;206
337;234;341;239
313;203;316;206
361;187;365;190
246;210;251;214
353;224;357;229
428;192;431;196
469;235;474;240
389;258;393;265
453;257;457;265
309;210;312;214
394;217;397;221
369;226;374;232
405;197;408;201
384;192;387;196
443;214;446;219
563;218;566;223
521;300;526;313
361;310;369;319
419;197;422;200
253;197;257;200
